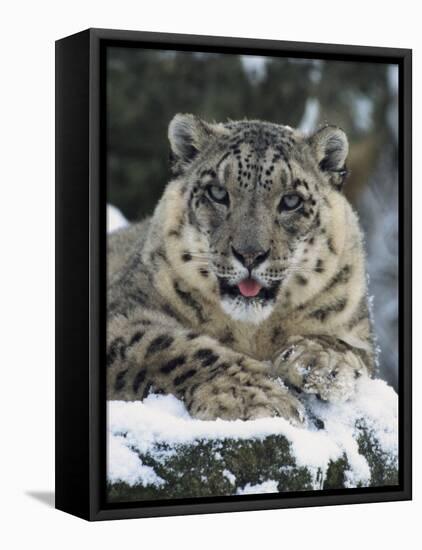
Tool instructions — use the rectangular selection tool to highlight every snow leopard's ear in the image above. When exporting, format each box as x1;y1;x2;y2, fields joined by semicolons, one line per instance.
168;114;224;176
309;125;349;190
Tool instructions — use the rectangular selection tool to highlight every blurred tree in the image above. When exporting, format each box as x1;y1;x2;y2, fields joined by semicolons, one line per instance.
107;49;251;219
107;50;396;220
253;58;314;124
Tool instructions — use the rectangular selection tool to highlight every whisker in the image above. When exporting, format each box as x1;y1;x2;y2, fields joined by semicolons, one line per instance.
189;261;210;266
189;255;212;260
215;273;236;279
286;268;320;274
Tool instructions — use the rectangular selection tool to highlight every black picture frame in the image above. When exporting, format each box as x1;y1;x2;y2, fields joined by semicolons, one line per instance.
55;28;412;521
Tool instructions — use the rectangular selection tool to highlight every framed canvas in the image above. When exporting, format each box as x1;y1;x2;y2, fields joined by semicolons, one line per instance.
55;28;412;521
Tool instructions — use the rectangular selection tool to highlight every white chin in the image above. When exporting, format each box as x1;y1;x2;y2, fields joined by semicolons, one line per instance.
220;298;274;324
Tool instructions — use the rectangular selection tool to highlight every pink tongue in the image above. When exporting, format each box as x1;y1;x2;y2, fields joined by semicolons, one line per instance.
238;278;262;297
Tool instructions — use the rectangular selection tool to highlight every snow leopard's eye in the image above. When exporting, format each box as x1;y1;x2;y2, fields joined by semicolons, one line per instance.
279;193;303;212
207;184;229;205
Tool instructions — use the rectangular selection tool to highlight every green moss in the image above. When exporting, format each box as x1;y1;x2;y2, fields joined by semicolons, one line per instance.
323;455;348;489
356;420;399;487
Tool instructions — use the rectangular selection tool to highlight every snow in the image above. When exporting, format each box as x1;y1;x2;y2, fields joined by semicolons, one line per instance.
387;65;399;143
353;94;373;132
108;435;165;487
236;480;279;495
241;55;267;82
222;469;236;485
108;377;398;493
107;204;129;233
358;149;399;388
387;64;399;94
298;98;320;134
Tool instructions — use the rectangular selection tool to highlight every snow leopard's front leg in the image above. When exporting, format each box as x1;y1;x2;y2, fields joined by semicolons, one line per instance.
273;335;373;403
107;314;304;424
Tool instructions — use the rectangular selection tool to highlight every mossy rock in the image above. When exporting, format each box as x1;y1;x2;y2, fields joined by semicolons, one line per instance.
107;418;398;503
107;380;398;502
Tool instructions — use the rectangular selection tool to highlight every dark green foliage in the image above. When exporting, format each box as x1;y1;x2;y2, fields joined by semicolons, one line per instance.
107;48;396;221
323;455;349;489
107;49;258;220
356;419;399;486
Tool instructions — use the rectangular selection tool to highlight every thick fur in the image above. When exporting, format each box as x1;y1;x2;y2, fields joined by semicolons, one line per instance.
107;115;375;423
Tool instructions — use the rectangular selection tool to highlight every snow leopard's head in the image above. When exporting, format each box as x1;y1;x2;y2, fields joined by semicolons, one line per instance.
165;114;349;324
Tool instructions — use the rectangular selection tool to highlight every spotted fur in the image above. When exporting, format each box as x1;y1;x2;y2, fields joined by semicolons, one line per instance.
107;114;375;422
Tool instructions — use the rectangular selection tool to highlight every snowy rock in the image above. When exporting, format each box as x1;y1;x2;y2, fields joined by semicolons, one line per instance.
107;204;129;233
107;377;398;502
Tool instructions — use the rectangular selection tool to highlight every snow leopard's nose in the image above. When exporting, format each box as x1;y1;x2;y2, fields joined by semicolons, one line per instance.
231;245;270;272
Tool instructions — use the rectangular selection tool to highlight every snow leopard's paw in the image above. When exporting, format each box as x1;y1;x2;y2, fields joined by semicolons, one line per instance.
274;337;368;403
187;358;305;425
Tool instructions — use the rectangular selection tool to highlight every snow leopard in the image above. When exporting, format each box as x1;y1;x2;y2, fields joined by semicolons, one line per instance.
107;114;375;424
